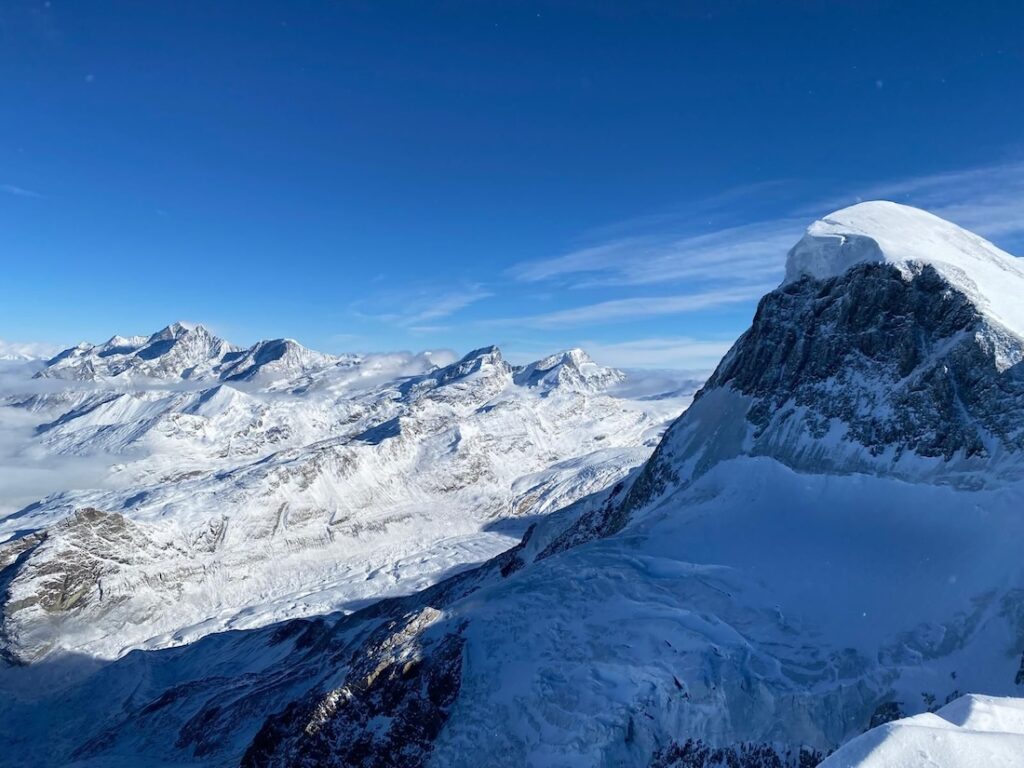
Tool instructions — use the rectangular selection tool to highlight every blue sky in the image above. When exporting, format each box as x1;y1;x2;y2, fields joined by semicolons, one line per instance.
3;1;1024;369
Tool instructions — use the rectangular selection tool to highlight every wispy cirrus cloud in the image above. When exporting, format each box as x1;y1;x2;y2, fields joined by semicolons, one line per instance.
806;160;1024;246
351;284;493;330
1;183;44;199
501;157;1024;345
497;284;772;329
508;219;800;287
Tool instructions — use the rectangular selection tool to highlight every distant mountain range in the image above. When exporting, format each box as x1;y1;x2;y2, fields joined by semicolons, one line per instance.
1;331;694;664
36;320;347;383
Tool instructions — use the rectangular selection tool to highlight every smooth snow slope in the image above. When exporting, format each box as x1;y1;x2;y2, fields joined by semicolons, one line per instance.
820;694;1024;768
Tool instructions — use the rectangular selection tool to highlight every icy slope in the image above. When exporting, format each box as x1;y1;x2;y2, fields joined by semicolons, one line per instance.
0;335;691;662
820;694;1024;768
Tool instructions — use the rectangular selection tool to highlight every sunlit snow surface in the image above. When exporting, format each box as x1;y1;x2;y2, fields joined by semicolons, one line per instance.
820;695;1024;768
0;339;695;662
785;200;1024;339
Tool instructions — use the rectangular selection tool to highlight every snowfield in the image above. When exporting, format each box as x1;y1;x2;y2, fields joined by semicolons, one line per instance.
785;200;1024;340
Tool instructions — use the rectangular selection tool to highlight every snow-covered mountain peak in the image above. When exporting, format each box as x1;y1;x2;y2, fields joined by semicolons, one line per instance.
432;345;509;381
514;347;625;392
613;204;1024;501
218;337;338;382
33;323;349;384
151;320;206;340
785;200;1024;337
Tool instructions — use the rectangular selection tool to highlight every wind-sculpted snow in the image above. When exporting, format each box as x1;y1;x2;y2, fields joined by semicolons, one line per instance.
819;694;1024;767
0;334;690;663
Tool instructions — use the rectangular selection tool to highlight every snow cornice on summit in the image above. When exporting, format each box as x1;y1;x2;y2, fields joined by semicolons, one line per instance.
785;201;1024;338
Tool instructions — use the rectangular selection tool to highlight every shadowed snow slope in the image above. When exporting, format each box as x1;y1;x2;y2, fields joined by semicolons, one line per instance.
2;202;1023;768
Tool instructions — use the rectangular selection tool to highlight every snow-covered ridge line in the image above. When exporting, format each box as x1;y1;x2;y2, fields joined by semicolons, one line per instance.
36;321;632;394
36;321;349;384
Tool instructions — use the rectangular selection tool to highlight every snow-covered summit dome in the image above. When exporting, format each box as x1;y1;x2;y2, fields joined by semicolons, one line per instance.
785;201;1024;338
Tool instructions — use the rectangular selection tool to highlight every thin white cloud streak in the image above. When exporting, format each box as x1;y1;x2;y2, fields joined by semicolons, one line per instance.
404;286;493;324
501;284;772;328
509;220;800;287
501;157;1024;339
1;183;43;199
576;179;795;243
352;285;493;328
806;161;1024;248
583;336;735;370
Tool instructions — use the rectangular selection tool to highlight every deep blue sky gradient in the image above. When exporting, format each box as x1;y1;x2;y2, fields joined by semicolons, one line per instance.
2;1;1023;366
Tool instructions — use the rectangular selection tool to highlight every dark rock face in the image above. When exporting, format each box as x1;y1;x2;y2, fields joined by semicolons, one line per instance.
651;739;825;768
544;264;1024;556
867;700;904;728
615;264;1024;521
243;621;465;768
708;264;1024;464
239;537;539;767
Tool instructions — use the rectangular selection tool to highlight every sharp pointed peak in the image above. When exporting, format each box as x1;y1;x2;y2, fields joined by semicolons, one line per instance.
459;345;502;361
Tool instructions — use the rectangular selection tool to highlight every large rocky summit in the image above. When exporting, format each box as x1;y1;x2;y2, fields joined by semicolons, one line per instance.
624;201;1024;511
